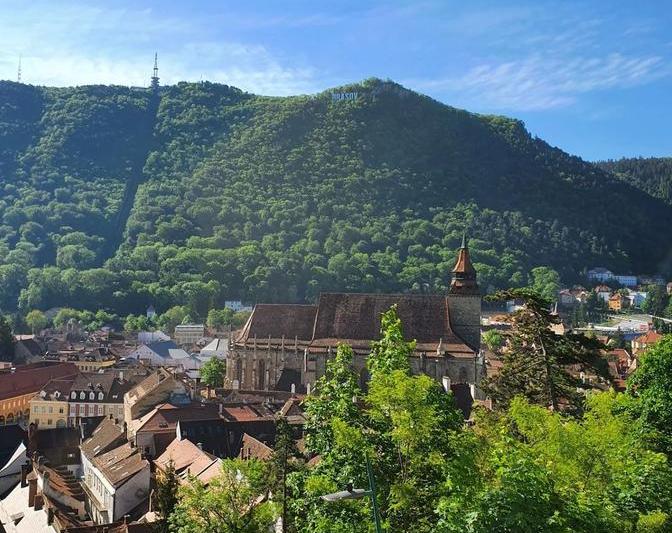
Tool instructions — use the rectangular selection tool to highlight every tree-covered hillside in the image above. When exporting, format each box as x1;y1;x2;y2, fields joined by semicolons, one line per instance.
1;78;671;317
597;157;672;206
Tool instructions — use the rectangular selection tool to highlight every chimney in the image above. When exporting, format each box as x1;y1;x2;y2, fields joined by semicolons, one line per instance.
21;460;31;487
290;383;296;394
442;376;451;393
47;507;54;525
196;442;203;450
34;494;44;511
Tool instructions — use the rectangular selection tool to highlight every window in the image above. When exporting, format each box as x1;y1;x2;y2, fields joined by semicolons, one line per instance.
89;392;94;400
48;406;53;414
33;407;38;413
80;392;85;400
47;419;52;426
59;408;64;414
71;392;76;399
98;392;104;400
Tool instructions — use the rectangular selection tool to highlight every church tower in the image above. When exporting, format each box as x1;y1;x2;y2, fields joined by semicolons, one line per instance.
447;234;481;350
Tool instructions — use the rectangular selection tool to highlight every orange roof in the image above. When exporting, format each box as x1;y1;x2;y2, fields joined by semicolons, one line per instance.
635;331;663;344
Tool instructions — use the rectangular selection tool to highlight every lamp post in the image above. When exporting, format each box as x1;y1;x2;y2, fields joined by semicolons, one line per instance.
320;454;383;533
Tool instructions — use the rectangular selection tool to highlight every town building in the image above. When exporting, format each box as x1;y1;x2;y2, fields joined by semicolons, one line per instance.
154;437;222;486
174;324;205;347
632;330;663;355
29;378;75;429
129;340;202;371
614;274;638;287
608;293;630;312
123;369;188;430
587;267;614;283
80;417;150;524
0;362;79;427
225;237;483;392
67;372;137;427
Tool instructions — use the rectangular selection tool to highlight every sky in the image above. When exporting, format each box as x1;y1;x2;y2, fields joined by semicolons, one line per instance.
0;0;670;161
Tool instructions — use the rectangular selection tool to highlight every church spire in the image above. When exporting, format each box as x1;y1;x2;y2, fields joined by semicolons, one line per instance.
449;232;479;295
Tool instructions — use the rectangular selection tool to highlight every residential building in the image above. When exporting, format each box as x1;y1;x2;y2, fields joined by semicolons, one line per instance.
226;237;482;392
80;417;150;524
29;378;75;429
154;437;221;486
587;267;614;283
137;331;170;344
174;324;205;347
130;402;220;457
123;369;188;429
632;330;663;355
67;372;136;427
199;338;229;359
626;289;648;308
0;362;79;426
614;274;638;287
595;285;612;303
667;282;672;296
13;335;43;362
129;340;202;371
608;293;629;312
224;300;253;313
239;433;273;461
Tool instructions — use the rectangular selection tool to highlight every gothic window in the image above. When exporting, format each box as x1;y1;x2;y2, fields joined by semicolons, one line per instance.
258;360;266;390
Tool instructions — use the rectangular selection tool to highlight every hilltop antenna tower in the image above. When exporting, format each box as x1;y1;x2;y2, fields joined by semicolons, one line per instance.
150;52;160;93
17;55;22;83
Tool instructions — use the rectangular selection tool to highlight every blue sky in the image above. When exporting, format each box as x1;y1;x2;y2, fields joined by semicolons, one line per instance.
1;0;670;160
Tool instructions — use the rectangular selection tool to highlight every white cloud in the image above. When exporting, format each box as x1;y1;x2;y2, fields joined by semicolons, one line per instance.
412;53;667;111
0;2;321;95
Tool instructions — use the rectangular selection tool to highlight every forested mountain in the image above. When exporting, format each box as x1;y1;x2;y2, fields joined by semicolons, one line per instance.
1;78;671;317
597;157;672;206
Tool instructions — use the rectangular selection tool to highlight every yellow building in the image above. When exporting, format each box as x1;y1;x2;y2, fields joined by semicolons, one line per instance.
29;378;75;429
0;362;79;426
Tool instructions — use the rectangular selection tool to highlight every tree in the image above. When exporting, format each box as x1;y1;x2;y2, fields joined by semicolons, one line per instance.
200;357;226;388
642;285;669;317
483;288;606;411
25;309;47;334
154;459;179;533
269;417;300;533
0;316;15;362
299;306;464;533
528;266;560;302
207;307;234;330
367;305;413;378
482;329;504;353
437;394;672;532
169;459;276;533
627;334;672;457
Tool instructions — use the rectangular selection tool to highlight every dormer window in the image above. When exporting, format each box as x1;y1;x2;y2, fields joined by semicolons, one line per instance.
80;392;85;400
98;392;104;400
89;392;95;400
71;391;76;399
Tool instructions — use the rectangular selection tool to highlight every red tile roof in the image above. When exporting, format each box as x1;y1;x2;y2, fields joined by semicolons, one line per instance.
635;331;663;344
0;362;79;402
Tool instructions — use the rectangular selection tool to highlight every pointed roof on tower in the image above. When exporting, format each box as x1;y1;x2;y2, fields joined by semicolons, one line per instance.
450;233;479;295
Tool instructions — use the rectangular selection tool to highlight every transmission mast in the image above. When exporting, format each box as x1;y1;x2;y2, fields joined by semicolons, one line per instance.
17;55;22;83
151;52;160;93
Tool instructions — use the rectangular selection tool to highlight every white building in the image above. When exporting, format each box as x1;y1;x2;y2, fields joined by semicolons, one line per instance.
614;274;638;288
587;267;614;283
130;341;203;371
80;418;150;524
224;300;253;313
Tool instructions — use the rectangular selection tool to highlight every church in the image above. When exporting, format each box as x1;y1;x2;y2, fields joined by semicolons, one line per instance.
225;236;483;392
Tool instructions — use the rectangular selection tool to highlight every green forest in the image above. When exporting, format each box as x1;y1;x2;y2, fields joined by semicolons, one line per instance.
1;78;671;319
597;157;672;206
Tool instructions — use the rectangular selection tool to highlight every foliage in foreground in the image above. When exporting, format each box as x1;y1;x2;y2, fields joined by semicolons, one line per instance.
166;307;672;532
